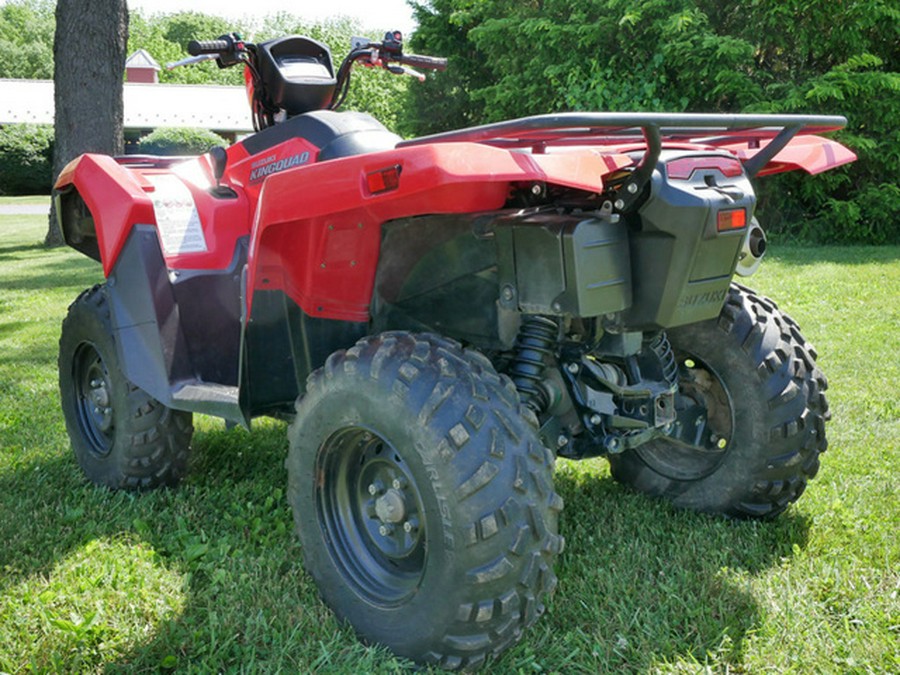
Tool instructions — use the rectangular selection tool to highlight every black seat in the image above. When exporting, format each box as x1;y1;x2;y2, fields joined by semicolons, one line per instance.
240;110;401;160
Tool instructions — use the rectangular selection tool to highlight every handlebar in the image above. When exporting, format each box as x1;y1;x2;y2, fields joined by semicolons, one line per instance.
179;30;445;122
397;53;448;71
187;38;232;56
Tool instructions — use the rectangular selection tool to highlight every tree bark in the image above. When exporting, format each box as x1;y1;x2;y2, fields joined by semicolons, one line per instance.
46;0;128;247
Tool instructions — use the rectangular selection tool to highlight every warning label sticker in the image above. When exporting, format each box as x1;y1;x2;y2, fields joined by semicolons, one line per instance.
147;175;208;255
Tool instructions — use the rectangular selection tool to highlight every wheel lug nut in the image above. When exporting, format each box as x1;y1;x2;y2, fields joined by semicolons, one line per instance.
391;476;407;490
403;518;418;533
368;480;385;496
90;379;101;388
379;523;394;536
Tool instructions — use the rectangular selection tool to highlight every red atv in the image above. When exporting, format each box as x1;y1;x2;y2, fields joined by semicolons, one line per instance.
55;32;854;669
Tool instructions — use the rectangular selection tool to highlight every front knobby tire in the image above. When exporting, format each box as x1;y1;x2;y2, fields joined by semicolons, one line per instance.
287;332;564;670
59;285;193;489
609;283;829;519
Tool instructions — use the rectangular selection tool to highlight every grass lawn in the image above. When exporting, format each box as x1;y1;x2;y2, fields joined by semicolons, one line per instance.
0;213;897;673
0;195;51;207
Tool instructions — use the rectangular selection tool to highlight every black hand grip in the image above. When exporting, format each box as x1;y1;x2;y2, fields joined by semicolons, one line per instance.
398;53;448;71
188;39;231;56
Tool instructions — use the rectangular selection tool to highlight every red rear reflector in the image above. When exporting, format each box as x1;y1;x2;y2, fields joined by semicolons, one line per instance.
668;156;743;180
366;165;401;194
717;208;747;231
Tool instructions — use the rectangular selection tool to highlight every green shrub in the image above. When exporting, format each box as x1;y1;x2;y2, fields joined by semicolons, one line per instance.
0;124;54;196
139;127;226;156
406;0;900;245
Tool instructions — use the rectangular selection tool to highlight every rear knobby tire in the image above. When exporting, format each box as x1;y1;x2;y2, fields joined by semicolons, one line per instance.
287;332;563;670
58;285;193;489
609;283;829;519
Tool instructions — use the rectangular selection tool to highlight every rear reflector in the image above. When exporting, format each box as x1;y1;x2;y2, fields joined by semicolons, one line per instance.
667;156;743;180
717;208;747;231
366;165;401;194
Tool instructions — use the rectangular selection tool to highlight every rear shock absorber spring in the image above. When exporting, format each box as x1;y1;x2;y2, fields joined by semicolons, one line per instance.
509;316;560;414
649;332;678;386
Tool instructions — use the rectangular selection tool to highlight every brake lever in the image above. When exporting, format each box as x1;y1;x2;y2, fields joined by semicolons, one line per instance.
387;65;426;82
166;53;219;70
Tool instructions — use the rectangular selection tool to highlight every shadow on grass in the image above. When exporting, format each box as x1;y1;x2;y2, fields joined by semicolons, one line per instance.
0;423;811;671
0;338;60;364
0;423;292;583
0;262;101;293
543;468;811;671
0;241;47;260
0;422;363;671
0;320;30;338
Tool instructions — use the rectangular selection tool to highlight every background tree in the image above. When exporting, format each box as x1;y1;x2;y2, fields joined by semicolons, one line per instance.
404;0;899;244
400;0;493;136
3;0;894;243
0;124;53;195
0;0;55;79
127;10;240;86
47;0;128;246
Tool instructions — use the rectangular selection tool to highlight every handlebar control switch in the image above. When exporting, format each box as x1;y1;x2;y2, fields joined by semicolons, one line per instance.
382;31;403;57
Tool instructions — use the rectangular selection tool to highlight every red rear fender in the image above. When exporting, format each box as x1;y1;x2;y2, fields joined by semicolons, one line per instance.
246;143;632;322
724;134;856;176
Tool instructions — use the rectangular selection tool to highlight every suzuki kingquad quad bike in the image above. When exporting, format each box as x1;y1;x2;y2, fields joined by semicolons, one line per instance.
55;32;855;669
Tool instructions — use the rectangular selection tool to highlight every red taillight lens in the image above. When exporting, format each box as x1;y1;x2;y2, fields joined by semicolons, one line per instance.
366;165;401;195
667;156;743;180
717;208;747;232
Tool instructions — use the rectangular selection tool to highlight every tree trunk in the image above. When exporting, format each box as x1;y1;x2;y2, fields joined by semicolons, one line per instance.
46;0;128;247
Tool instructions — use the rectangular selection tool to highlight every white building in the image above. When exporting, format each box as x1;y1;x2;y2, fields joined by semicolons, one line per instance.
0;50;254;147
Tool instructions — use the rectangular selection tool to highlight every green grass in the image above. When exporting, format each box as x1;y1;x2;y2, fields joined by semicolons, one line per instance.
0;195;51;206
1;214;897;673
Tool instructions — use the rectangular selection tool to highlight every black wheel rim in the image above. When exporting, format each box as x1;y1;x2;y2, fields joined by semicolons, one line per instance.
315;427;427;606
636;350;734;481
72;342;115;457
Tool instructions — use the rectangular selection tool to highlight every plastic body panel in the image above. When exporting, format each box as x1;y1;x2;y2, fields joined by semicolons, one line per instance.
495;212;631;317
723;134;858;176
105;227;246;420
104;225;366;424
55;153;252;275
373;211;631;350
244;142;629;322
256;36;336;115
623;152;757;331
53;111;855;420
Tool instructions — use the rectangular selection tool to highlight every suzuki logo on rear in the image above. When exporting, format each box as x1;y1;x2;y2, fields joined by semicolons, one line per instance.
249;152;311;183
678;289;726;308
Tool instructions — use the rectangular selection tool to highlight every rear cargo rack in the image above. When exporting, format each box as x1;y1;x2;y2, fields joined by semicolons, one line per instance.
400;113;847;209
